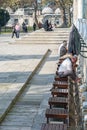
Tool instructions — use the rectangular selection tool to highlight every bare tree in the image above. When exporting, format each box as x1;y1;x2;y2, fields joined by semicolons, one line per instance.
33;0;38;27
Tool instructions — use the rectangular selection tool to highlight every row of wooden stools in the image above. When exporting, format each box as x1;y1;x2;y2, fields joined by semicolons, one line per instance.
41;60;69;130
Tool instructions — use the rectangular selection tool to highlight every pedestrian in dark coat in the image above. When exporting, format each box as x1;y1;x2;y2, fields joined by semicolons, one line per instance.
68;24;81;55
12;25;16;38
43;20;49;31
22;22;28;33
33;23;36;31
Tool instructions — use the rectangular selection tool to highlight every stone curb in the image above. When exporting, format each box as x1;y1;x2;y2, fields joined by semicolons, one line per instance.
0;49;51;123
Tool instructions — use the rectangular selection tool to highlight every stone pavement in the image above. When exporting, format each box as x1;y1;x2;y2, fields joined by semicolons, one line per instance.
0;28;70;129
0;33;26;44
0;29;59;122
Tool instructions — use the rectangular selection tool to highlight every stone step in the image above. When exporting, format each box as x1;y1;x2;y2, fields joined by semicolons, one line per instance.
16;39;68;42
13;29;70;44
12;40;68;44
18;35;69;38
20;37;69;40
15;37;68;44
30;33;70;36
37;28;70;32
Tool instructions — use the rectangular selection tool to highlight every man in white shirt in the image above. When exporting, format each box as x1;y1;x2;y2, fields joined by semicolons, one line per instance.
57;55;81;82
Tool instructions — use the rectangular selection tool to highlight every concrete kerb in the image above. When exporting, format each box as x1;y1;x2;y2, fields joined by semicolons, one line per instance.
0;49;51;123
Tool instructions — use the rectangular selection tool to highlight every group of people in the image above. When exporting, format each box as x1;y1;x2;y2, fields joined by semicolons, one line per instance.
12;20;53;38
12;22;28;38
12;22;36;38
57;24;81;83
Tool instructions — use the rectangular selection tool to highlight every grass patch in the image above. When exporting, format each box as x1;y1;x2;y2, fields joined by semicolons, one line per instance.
0;26;34;33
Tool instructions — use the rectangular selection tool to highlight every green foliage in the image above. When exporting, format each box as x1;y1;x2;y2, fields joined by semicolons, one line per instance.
0;9;10;27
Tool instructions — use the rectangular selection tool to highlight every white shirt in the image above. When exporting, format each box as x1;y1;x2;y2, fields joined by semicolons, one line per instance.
58;58;72;75
15;25;20;31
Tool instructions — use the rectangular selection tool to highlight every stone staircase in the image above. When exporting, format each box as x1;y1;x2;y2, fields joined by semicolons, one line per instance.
12;28;70;44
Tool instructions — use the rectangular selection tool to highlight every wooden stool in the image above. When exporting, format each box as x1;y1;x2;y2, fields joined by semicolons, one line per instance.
41;123;67;130
45;108;68;123
53;81;68;89
48;97;68;109
54;75;68;81
51;88;68;97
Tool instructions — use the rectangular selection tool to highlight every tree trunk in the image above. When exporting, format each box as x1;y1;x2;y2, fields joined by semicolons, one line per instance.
68;5;71;27
61;7;67;27
33;0;38;27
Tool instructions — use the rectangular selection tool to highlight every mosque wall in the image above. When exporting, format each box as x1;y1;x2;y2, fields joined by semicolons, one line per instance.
6;7;62;27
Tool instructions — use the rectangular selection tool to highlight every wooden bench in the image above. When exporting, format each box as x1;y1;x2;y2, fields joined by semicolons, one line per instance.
45;108;68;123
51;88;68;97
41;123;67;130
48;97;68;109
53;81;68;89
54;75;68;81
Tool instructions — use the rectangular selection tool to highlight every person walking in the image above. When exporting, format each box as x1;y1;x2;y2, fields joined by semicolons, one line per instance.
22;22;28;33
15;23;20;38
43;20;49;31
11;25;16;38
33;22;36;31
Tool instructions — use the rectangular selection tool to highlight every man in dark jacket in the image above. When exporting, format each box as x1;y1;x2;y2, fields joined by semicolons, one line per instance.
68;24;81;55
33;23;36;31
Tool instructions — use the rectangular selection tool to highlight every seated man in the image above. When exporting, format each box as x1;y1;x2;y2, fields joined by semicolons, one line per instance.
57;55;81;82
58;40;67;57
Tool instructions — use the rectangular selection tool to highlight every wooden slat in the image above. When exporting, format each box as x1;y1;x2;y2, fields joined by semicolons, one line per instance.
54;75;68;81
51;88;68;97
48;97;68;109
53;81;68;89
41;123;67;130
45;108;68;123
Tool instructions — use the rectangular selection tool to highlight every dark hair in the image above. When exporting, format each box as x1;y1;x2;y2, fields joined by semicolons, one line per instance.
63;40;67;46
